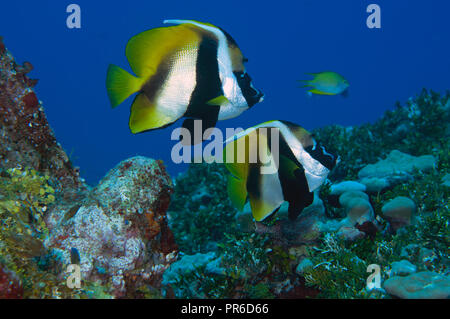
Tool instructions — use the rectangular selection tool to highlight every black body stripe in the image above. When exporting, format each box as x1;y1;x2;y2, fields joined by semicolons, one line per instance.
185;37;223;118
304;145;336;171
181;36;223;144
246;162;262;202
141;58;170;103
269;131;314;220
234;71;261;108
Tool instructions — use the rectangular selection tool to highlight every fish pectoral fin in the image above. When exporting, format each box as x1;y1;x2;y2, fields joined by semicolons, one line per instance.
106;64;144;108
227;175;248;211
129;93;179;134
206;95;229;106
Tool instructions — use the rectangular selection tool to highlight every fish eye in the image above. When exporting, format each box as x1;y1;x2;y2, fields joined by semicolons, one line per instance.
243;57;248;63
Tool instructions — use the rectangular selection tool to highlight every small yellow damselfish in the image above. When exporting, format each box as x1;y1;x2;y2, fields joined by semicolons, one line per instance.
299;71;349;96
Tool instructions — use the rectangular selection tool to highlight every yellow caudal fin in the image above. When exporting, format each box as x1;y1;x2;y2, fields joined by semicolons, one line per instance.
129;93;180;134
106;64;144;108
227;175;247;211
223;136;251;181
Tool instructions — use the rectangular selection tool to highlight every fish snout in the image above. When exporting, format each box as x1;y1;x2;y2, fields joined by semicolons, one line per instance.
244;84;264;108
235;71;264;107
250;90;265;106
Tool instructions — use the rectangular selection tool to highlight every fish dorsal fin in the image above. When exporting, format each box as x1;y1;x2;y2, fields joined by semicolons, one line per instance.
164;19;220;33
224;132;252;212
125;24;201;78
223;132;253;181
164;20;225;51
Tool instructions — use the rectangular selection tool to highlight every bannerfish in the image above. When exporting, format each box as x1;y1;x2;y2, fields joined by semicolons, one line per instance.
223;120;338;221
299;71;349;96
106;19;264;143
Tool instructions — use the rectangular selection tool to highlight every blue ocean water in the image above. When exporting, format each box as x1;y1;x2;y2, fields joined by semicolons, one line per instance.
1;0;449;185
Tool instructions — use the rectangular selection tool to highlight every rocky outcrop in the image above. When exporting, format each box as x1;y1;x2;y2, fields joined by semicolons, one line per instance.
0;37;86;200
0;39;178;299
382;196;416;233
384;271;450;299
358;150;436;192
390;260;417;277
45;157;178;298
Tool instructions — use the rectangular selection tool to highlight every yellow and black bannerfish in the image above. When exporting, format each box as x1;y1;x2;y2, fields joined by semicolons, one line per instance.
223;120;338;221
106;19;264;141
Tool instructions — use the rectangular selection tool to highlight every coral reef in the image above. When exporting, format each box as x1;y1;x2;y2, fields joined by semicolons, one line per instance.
0;37;86;200
0;37;448;299
167;89;449;299
312;89;449;181
358;150;436;192
0;40;177;299
0;263;23;298
381;196;416;233
45;157;178;298
168;163;238;254
384;271;450;299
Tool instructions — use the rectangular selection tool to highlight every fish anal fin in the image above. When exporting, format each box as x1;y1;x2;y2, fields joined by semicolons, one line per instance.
308;89;335;96
249;195;282;222
129;93;178;134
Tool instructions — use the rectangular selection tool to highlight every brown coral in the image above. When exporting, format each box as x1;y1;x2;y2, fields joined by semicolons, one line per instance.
0;37;86;200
